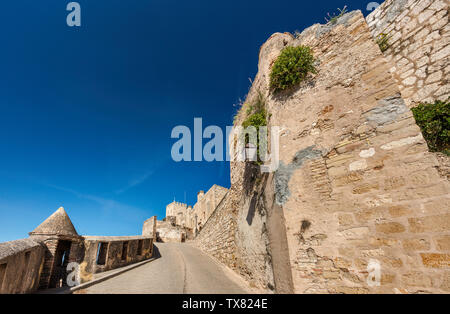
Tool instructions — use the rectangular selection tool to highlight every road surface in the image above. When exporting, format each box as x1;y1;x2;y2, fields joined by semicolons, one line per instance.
81;243;249;294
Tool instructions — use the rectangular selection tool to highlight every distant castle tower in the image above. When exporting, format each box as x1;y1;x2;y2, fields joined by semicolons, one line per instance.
163;185;228;233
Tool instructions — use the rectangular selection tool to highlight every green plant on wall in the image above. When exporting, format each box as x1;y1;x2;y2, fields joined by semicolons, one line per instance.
325;6;347;25
411;99;450;155
241;92;268;164
376;32;391;52
269;46;316;92
242;92;267;131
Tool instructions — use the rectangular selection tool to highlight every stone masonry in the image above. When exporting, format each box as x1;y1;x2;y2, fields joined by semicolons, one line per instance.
0;207;155;293
366;0;449;107
199;3;450;294
161;185;228;236
1;0;448;295
194;192;238;269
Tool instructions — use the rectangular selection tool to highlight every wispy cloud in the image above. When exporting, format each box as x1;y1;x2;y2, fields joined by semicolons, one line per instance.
115;170;154;194
41;183;148;218
114;158;171;195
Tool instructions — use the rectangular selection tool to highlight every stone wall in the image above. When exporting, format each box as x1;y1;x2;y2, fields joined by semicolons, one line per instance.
79;235;153;282
194;168;279;291
166;201;189;227
234;9;449;293
164;185;228;232
0;206;156;292
366;0;449;107
194;192;239;273
229;162;276;291
0;239;45;294
193;185;229;230
142;216;157;240
155;220;187;242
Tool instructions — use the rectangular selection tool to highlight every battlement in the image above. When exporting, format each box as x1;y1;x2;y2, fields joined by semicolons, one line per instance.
160;185;229;237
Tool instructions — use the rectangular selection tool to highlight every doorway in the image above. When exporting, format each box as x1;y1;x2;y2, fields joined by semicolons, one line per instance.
50;240;72;288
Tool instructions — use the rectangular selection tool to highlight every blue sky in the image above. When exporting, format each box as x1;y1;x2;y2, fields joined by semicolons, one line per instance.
0;0;373;242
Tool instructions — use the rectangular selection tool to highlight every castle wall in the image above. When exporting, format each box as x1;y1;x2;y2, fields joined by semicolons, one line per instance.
79;235;153;282
366;0;449;107
231;9;449;293
0;239;45;294
0;235;155;291
142;216;157;240
166;201;189;227
229;163;277;291
194;192;239;271
155;220;186;242
194;175;277;291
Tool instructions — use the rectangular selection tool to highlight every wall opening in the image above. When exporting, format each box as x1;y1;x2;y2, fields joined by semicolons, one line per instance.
96;242;108;265
0;263;7;290
121;242;128;261
51;240;72;288
137;240;143;256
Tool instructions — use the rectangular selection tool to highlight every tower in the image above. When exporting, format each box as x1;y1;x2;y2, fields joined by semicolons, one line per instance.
29;207;82;289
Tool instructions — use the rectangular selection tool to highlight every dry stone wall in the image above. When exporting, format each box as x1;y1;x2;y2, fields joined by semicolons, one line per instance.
366;0;449;107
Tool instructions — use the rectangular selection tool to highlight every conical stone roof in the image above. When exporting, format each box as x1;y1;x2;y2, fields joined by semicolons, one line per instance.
30;207;78;237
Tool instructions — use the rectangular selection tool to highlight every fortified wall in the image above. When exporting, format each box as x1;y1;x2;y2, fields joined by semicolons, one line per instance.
155;185;228;243
195;0;449;294
0;207;156;293
194;192;238;266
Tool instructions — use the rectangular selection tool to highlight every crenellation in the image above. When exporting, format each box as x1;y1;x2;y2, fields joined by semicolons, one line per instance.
154;185;229;243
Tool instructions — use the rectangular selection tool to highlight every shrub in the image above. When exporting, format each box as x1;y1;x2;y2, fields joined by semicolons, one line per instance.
270;46;316;92
242;110;267;130
411;99;450;155
375;33;391;52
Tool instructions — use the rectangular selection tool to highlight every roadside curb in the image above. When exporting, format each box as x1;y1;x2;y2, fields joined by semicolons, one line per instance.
68;257;156;294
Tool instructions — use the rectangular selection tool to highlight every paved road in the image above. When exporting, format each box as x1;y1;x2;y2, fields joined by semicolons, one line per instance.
82;243;248;294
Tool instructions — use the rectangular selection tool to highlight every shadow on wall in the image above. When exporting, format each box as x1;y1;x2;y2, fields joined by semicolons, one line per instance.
244;163;261;226
246;192;258;226
152;244;162;260
245;162;272;227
